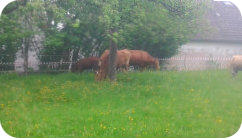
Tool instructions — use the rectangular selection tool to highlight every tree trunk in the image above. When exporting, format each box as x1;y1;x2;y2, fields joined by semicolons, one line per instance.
108;36;117;82
23;38;30;75
22;14;32;75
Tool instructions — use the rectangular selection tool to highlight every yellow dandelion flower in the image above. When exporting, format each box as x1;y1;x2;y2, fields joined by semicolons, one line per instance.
216;118;222;123
129;116;134;121
190;89;194;93
1;104;4;108
204;99;209;103
27;91;31;95
34;124;39;129
27;131;30;136
8;121;12;125
131;109;135;114
190;109;193;113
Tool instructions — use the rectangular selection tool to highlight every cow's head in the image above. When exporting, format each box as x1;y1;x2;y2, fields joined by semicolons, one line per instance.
95;58;108;81
95;61;102;81
95;70;100;81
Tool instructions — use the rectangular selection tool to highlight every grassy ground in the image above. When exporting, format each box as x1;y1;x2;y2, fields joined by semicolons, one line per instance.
0;70;241;137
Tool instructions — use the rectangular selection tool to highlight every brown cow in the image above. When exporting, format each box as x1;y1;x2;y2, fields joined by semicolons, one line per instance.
128;50;160;71
230;55;242;77
72;57;99;73
95;49;131;81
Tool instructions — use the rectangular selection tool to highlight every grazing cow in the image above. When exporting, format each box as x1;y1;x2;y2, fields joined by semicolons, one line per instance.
128;50;160;71
72;57;99;73
95;49;131;81
230;55;242;77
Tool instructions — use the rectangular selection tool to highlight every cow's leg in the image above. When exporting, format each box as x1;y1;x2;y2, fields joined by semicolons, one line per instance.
120;67;124;72
95;72;99;81
95;70;101;81
125;58;130;72
123;64;129;73
232;68;238;78
104;71;108;79
140;66;145;72
119;67;125;73
96;70;106;81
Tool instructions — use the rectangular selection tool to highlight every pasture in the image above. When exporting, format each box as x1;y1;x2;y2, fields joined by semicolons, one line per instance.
0;70;241;137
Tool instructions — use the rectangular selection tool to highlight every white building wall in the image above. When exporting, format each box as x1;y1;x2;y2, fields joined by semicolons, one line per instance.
163;41;242;71
14;33;44;73
179;42;242;57
15;49;39;72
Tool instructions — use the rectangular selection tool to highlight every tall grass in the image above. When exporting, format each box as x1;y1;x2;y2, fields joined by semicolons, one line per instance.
0;70;241;137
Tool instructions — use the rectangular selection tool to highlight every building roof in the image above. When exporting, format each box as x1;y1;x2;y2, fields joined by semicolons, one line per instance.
194;1;242;42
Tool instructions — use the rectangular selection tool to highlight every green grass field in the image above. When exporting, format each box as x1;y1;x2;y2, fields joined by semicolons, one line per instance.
0;70;241;137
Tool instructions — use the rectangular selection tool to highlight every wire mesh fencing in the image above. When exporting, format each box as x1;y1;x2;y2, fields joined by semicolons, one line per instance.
0;55;233;74
0;54;73;74
160;56;233;71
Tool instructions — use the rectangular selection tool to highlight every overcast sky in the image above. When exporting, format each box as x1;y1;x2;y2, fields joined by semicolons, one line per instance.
215;0;242;15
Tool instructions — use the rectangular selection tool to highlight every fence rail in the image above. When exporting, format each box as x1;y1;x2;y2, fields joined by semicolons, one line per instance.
0;56;233;73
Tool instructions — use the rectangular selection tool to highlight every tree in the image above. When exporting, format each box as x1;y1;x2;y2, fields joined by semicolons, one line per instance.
40;0;106;71
1;0;211;77
98;0;211;81
1;0;64;73
1;0;40;74
0;14;22;71
98;0;144;81
118;0;211;58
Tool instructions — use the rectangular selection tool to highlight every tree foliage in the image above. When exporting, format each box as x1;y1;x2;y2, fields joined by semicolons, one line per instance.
0;14;22;70
41;0;210;58
0;0;211;71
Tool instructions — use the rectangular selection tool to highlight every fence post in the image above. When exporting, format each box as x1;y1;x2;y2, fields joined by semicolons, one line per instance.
68;49;74;72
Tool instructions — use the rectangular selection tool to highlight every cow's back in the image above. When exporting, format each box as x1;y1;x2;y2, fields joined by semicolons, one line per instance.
116;49;131;67
76;57;99;71
99;49;131;67
129;50;155;65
